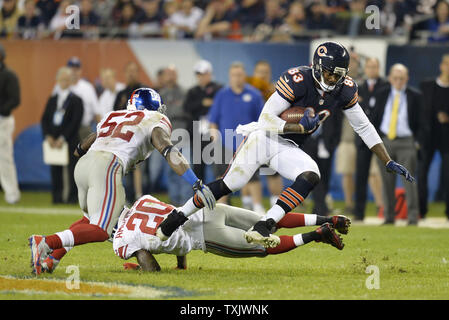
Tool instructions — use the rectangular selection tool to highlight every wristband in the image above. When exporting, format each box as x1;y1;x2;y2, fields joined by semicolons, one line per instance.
181;168;199;186
76;143;86;156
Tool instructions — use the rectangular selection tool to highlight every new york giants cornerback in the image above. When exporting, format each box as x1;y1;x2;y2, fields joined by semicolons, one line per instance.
112;194;349;272
156;42;415;248
28;88;215;275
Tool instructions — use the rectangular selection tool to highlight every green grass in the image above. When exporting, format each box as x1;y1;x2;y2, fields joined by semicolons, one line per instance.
0;192;448;300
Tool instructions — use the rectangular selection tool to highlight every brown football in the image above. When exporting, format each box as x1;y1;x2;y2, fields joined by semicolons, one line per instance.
279;106;311;123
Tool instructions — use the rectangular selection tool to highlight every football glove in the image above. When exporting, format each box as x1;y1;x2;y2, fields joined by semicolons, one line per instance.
299;108;320;133
193;179;216;210
386;160;415;182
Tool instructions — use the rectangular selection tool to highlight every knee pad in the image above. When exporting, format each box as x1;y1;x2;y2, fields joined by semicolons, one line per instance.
207;179;232;200
298;171;320;187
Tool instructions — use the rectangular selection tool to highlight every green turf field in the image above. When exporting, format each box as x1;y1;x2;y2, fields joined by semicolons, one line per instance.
1;191;448;300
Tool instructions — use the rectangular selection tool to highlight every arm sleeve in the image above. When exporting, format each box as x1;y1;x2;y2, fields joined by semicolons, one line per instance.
153;114;173;136
343;102;382;149
257;91;291;133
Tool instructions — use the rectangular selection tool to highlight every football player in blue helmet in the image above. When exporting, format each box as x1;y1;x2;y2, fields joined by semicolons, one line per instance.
312;41;350;92
127;87;167;114
156;41;415;249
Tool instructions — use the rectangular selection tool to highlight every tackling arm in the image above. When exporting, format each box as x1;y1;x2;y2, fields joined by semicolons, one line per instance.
135;249;161;272
151;127;216;209
151;127;190;176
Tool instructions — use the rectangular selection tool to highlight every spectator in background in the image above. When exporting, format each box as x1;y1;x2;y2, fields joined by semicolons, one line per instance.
183;60;222;181
41;67;83;204
208;62;265;214
0;0;22;38
159;65;192;206
36;0;59;27
419;54;449;222
250;0;285;42
16;0;44;39
354;57;388;222
305;2;334;31
372;64;422;225
236;0;265;34
49;0;73;39
63;57;100;140
113;61;147;204
113;0;145;38
97;68;125;117
138;0;163;37
0;43;21;204
276;1;306;42
78;0;101;38
246;60;283;207
427;0;449;42
163;0;203;39
195;0;236;40
94;0;117;28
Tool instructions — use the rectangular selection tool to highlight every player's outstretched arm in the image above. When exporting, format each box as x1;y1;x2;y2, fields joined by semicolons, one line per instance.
74;132;97;157
135;249;161;272
343;103;415;182
151;127;216;210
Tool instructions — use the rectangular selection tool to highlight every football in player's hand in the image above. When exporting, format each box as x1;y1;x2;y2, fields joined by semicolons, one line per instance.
279;106;311;123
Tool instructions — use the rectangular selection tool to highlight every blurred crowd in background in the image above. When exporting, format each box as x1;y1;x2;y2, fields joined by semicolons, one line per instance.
2;0;449;43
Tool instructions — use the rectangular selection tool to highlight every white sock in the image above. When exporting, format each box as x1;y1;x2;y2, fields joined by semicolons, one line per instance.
263;204;286;223
63;246;73;254
253;203;265;214
55;230;74;247
304;214;317;226
293;234;304;246
179;198;200;217
270;196;278;207
242;196;252;209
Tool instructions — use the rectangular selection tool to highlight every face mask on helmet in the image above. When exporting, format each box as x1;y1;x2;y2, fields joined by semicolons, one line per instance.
312;60;348;92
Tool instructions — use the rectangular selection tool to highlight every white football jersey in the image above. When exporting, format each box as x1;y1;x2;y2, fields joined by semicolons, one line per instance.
113;195;204;260
89;109;172;173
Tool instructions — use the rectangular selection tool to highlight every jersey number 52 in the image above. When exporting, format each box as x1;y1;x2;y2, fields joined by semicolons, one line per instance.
98;111;144;142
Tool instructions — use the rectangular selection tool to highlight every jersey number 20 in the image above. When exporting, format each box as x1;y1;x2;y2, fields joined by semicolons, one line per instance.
98;111;144;142
126;198;174;235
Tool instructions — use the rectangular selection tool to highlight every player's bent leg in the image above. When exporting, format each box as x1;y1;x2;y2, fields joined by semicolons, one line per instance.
203;209;267;258
276;212;351;234
266;223;345;254
244;171;320;248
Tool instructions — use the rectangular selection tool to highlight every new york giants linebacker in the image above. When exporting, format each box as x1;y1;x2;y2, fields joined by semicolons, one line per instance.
156;41;415;248
112;194;349;272
28;88;215;275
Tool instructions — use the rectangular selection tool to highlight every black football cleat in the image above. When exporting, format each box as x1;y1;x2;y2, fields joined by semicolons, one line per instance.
156;209;188;241
315;222;344;250
331;215;351;234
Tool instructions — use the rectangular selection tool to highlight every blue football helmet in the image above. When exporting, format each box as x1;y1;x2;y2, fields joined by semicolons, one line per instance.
127;88;166;113
312;41;350;92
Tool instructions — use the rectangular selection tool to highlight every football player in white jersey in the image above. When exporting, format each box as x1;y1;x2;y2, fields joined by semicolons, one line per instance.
28;88;216;275
112;194;349;272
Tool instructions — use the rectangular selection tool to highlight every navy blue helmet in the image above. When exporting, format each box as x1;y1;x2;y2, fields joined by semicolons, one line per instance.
127;88;166;113
312;41;350;92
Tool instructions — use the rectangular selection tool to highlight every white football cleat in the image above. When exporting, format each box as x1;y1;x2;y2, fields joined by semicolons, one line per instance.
244;229;280;248
28;235;51;275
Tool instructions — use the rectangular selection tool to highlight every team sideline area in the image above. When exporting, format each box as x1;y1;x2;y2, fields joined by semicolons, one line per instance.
1;191;448;300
